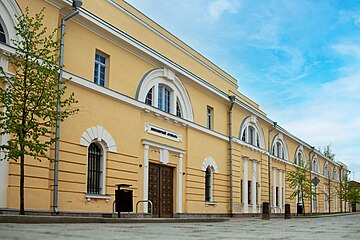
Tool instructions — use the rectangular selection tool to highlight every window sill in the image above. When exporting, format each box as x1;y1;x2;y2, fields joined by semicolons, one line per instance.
205;201;217;206
85;194;111;202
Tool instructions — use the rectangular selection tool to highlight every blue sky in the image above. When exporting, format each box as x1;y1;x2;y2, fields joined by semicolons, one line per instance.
125;0;360;181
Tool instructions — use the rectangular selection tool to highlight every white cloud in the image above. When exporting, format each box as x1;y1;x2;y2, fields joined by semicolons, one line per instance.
207;0;240;19
332;43;360;59
323;73;360;96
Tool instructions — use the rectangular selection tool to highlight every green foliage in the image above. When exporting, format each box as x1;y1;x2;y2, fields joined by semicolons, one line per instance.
0;7;78;214
0;7;78;162
286;163;317;214
322;144;335;161
348;185;360;204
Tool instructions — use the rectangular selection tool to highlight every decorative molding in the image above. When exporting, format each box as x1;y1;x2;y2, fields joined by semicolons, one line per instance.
142;139;186;154
136;68;194;121
239;115;265;149
201;156;219;173
80;125;117;152
106;0;239;89
271;133;289;161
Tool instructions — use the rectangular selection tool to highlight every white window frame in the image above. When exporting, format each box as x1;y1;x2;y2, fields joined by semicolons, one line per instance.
239;115;265;149
271;134;289;161
136;68;194;121
94;51;107;87
206;106;213;130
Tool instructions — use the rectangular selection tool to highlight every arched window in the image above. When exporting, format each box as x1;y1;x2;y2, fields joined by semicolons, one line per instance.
311;155;320;173
271;133;289;161
201;157;219;203
333;167;339;181
323;162;329;178
136;68;193;121
205;166;213;202
0;23;6;44
239;115;265;148
294;145;306;166
80;126;117;197
87;143;104;194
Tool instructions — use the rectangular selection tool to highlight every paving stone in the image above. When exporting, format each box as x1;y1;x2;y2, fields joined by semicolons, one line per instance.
0;214;359;240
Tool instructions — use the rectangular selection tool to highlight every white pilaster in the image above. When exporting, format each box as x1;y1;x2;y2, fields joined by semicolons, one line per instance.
258;161;261;212
0;82;10;208
273;168;277;213
143;144;149;213
177;153;183;213
243;157;248;213
279;170;283;213
252;160;257;213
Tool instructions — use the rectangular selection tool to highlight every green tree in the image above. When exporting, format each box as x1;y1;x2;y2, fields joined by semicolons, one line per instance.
322;144;335;161
286;163;315;215
0;8;78;215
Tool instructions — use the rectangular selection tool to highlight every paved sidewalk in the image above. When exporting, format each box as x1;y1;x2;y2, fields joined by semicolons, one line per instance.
1;213;359;239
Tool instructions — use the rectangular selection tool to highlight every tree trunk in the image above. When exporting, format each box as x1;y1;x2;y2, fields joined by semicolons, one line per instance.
20;153;25;215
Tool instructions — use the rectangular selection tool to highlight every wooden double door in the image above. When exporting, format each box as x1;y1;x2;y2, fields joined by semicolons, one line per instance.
148;164;173;218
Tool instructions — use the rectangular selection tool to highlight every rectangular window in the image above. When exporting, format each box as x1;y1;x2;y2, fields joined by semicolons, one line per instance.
256;182;259;204
94;52;107;87
248;180;251;204
206;106;213;130
276;187;279;206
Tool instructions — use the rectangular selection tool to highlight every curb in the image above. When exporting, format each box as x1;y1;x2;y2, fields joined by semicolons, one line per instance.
0;215;230;224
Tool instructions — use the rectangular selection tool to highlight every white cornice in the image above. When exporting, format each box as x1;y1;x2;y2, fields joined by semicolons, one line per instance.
107;0;238;89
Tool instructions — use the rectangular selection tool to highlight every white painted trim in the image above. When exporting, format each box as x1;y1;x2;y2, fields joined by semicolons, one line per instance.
65;71;229;143
243;157;248;213
0;0;21;46
257;161;261;212
142;139;186;154
279;170;283;213
143;144;149;213
137;68;194;121
239;115;265;149
311;154;320;173
201;156;219;173
294;145;306;166
271;133;289;161
80;125;117;152
273;167;277;213
85;194;111;201
106;0;239;89
177;153;183;213
251;160;257;213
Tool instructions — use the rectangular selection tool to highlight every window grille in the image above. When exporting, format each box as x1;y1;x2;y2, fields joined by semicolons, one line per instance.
87;143;102;194
205;166;212;202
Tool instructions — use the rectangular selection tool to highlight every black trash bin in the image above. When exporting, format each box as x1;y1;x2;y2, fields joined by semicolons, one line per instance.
284;204;291;219
115;184;133;218
262;202;270;220
297;203;303;215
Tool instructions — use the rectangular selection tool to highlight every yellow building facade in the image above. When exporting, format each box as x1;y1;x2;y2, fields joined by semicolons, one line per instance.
0;0;350;217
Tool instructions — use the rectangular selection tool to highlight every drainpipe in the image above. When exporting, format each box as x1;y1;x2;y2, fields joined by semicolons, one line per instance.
267;122;277;212
53;0;82;214
309;146;314;214
228;95;236;217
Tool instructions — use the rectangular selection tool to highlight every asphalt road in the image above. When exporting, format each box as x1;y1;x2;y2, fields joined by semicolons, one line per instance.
1;214;359;239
